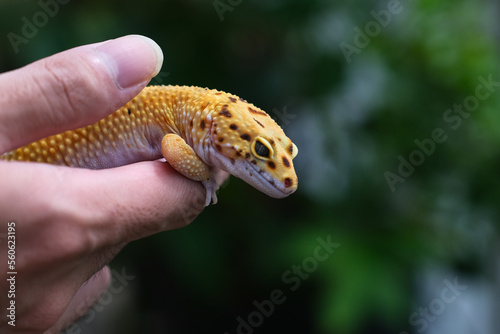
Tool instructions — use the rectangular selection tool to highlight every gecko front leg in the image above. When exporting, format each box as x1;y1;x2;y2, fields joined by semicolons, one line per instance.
161;133;218;206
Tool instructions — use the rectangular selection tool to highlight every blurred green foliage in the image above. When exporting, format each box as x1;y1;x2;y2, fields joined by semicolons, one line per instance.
1;0;499;333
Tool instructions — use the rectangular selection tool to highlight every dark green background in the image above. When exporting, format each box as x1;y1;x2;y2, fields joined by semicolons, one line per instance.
1;0;500;333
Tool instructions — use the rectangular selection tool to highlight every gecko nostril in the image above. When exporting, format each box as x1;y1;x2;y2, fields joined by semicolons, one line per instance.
284;177;293;188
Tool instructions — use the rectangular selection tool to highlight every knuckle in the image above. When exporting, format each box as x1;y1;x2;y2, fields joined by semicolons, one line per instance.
36;198;99;261
45;218;96;261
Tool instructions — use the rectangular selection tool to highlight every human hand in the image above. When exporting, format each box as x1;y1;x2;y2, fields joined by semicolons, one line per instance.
0;35;208;333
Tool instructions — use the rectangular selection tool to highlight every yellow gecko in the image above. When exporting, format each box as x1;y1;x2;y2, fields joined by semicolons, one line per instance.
1;85;298;205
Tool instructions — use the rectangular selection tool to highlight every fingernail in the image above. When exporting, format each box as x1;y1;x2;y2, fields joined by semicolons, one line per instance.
96;35;163;89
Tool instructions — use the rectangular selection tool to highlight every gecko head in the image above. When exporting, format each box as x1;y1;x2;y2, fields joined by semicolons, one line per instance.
208;96;298;198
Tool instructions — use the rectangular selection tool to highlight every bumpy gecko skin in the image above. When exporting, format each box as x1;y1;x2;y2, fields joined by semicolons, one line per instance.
1;85;298;205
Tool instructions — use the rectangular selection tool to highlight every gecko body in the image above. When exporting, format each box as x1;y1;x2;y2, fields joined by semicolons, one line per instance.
1;85;298;205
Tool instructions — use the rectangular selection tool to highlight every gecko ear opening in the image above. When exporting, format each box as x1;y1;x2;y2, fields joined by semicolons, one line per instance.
252;136;274;160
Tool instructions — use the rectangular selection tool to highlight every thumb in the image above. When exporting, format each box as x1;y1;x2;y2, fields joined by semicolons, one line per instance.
0;35;163;153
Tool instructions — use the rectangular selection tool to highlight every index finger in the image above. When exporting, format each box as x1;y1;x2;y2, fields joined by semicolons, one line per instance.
0;160;205;251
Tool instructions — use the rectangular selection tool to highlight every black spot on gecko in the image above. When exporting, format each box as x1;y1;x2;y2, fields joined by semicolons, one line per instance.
200;120;205;130
239;97;247;103
219;105;232;118
245;153;250;159
218;137;224;142
287;144;294;155
228;96;237;103
127;108;131;115
240;133;251;141
248;107;267;116
267;161;276;169
215;92;222;95
282;156;291;168
230;124;238;131
190;120;194;128
230;158;235;164
215;144;222;152
254;118;265;128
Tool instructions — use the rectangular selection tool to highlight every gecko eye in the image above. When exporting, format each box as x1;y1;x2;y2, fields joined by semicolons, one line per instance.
252;137;274;160
255;141;269;157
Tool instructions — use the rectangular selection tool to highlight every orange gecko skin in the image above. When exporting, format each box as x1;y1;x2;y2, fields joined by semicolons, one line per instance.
1;85;298;205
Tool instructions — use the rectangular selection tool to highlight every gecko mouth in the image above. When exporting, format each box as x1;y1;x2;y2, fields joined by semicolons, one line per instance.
245;159;294;198
210;151;293;199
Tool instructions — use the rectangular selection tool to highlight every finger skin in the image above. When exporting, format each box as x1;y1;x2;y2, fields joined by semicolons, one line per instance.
0;35;163;153
45;267;112;334
0;267;112;334
0;160;205;255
